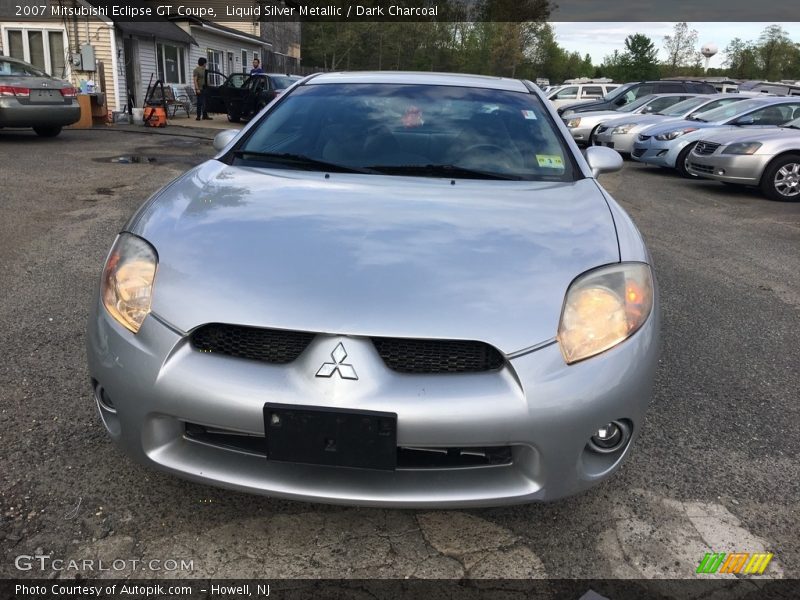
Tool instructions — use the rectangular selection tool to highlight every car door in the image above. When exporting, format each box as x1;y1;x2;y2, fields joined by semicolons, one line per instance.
241;75;269;119
203;69;228;113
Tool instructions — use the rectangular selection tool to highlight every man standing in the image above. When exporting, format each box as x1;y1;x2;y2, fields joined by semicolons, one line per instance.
193;57;212;120
250;57;264;75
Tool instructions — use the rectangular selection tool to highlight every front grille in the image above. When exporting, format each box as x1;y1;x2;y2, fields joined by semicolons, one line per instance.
689;162;714;174
372;337;504;374
190;325;504;374
190;324;314;364
633;148;646;158
184;423;513;469
637;134;651;142
694;141;720;156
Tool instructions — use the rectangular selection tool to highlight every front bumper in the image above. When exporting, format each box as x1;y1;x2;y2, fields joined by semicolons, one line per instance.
631;137;678;167
87;299;660;508
686;152;772;185
595;130;638;154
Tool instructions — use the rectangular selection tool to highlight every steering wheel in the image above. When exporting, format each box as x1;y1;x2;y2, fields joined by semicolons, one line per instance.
456;143;518;167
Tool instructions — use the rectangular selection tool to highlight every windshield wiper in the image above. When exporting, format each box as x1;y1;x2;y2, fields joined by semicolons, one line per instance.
232;150;374;174
365;164;523;180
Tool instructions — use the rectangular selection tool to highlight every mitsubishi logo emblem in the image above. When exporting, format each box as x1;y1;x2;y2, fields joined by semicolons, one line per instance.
316;343;358;380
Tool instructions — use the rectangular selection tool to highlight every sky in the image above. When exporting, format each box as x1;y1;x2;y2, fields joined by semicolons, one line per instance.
550;22;800;69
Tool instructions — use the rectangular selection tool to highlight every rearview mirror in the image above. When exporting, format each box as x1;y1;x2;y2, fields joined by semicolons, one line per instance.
584;145;623;177
213;129;240;152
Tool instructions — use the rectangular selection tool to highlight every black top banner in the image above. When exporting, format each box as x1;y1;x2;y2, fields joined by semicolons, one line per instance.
1;0;799;22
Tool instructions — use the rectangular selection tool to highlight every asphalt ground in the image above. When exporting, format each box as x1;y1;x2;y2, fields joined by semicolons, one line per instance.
0;127;798;586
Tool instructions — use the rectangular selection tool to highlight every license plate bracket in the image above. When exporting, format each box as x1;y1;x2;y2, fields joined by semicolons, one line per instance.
264;403;397;470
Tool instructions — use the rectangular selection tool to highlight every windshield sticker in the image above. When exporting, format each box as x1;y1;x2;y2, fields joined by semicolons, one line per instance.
536;155;564;168
521;110;537;120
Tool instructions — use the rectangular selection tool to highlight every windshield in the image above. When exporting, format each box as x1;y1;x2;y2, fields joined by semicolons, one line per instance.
659;96;708;116
618;94;657;113
270;75;298;89
692;98;766;122
235;83;576;181
0;59;47;77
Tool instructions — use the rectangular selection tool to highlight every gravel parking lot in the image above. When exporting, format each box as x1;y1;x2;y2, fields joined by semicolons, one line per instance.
0;127;798;582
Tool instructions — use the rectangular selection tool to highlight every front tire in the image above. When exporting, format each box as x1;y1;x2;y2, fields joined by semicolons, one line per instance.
588;125;601;146
676;142;697;178
760;154;800;201
33;126;62;137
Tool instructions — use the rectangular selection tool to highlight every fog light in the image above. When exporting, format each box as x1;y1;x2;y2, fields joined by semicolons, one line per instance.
657;150;668;157
588;420;631;454
717;169;725;176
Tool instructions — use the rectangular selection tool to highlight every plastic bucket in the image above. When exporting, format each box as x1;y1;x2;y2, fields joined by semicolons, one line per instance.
131;108;144;124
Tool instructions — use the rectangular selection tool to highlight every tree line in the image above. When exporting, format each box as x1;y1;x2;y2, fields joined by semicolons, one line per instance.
301;20;800;84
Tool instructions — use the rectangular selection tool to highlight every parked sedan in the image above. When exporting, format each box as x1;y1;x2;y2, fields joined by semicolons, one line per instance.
0;56;79;136
564;93;693;146
687;118;800;200
593;94;747;155
87;71;659;507
632;97;800;176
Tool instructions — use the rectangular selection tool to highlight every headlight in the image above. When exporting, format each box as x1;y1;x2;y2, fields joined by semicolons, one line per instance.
101;233;158;333
722;142;762;155
557;263;654;364
565;117;581;128
654;128;697;141
612;123;635;134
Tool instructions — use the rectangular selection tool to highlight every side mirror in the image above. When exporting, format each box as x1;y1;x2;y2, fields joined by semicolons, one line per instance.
735;115;755;126
641;105;655;114
585;145;623;177
213;129;239;152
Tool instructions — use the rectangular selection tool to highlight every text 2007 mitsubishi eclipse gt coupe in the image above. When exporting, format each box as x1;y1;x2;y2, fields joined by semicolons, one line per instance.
87;72;660;507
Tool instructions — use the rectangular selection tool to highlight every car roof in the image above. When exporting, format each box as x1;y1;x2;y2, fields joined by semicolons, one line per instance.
307;71;530;92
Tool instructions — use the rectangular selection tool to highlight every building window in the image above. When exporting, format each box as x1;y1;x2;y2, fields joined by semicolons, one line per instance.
241;50;247;73
206;49;224;85
156;42;186;84
3;28;67;77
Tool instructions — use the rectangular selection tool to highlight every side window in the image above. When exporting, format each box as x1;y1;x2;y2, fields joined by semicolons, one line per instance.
697;98;738;113
554;86;579;99
603;85;620;95
581;86;603;99
657;83;685;93
748;103;800;125
631;84;654;100
647;96;683;112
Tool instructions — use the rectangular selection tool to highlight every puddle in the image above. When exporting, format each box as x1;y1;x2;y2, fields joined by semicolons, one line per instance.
96;156;158;164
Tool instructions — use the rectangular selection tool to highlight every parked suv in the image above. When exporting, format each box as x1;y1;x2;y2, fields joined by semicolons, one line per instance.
547;82;620;109
558;80;717;116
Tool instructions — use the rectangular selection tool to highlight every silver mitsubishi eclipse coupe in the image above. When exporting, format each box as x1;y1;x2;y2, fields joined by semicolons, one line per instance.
87;71;660;507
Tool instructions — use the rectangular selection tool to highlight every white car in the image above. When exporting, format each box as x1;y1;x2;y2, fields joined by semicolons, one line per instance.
548;83;620;110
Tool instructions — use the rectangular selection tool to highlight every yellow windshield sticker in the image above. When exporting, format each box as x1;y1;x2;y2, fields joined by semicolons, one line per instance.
536;155;564;168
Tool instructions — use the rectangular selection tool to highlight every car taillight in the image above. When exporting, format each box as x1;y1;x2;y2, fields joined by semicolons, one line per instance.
0;85;30;97
60;87;78;98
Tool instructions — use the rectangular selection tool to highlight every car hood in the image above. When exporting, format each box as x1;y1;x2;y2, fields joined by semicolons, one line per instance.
599;114;672;129
130;161;620;354
694;126;800;145
640;118;719;135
